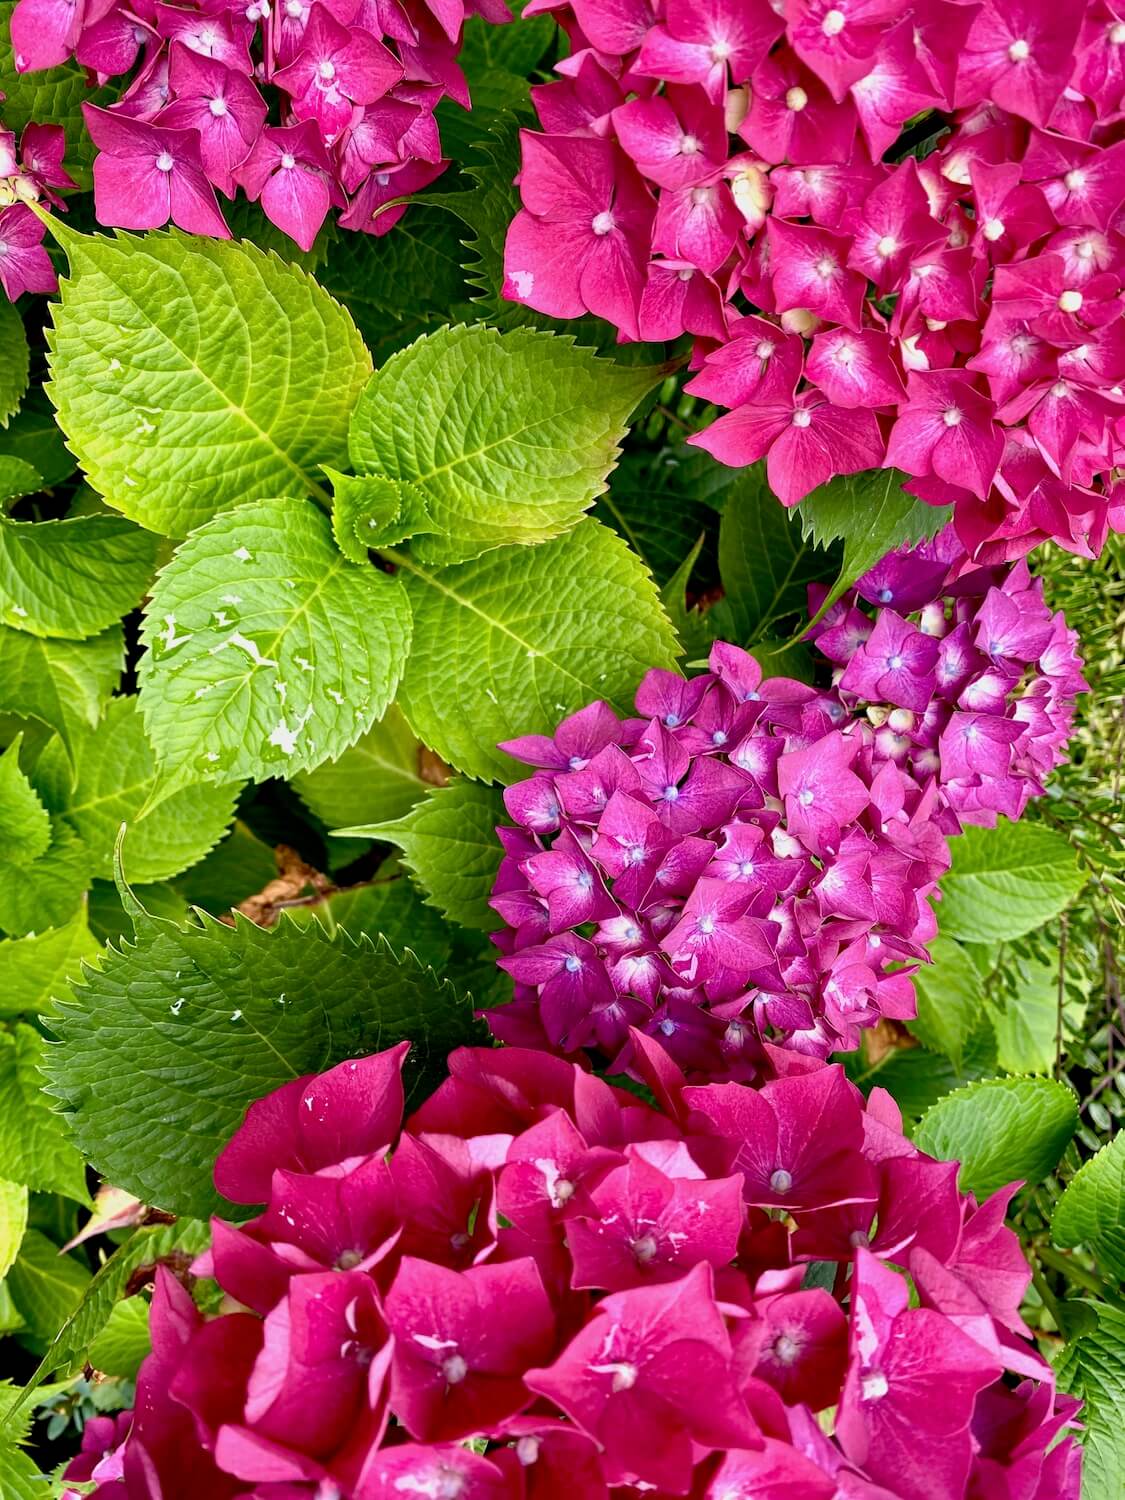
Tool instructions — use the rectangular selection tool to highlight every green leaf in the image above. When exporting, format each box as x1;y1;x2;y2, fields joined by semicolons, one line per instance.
458;0;554;108
348;325;660;565
797;469;949;618
0;456;42;508
396;517;679;781
914;1077;1078;1199
291;704;432;831
339;779;507;931
991;956;1058;1075
0;624;123;755
1054;1302;1125;1495
7;1230;92;1350
0;737;50;867
0;1180;28;1281
45;911;485;1217
287;862;452;970
0;1440;44;1500
909;936;984;1069
0;1025;88;1202
87;1295;151;1379
325;469;433;563
1052;1133;1125;1281
46;225;372;536
0;515;159;639
18;1218;207;1395
0;301;29;429
38;697;239;882
847;1018;997;1122
717;467;835;642
939;822;1086;942
318;204;470;364
138;497;411;783
0;820;91;936
174;821;277;915
595;448;722;589
0;907;101;1018
0;389;76;489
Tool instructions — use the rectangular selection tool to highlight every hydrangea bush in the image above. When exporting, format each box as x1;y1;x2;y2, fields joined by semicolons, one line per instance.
0;0;1122;1494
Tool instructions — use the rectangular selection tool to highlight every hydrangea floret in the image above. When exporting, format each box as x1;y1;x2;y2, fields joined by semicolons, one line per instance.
6;0;506;252
488;532;1084;1073
61;1038;1081;1500
502;0;1125;561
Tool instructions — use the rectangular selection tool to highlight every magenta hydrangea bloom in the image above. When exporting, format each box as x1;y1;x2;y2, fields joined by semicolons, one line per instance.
65;1040;1081;1500
503;0;1125;562
814;523;1087;826
9;0;506;249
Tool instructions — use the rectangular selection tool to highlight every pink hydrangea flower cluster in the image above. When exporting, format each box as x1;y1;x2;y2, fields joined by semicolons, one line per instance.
811;523;1088;826
501;0;1125;562
62;1039;1081;1500
0;113;73;299
490;640;951;1073
7;0;506;252
487;542;1083;1073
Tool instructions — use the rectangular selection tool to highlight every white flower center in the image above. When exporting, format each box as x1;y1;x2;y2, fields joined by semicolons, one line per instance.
591;211;615;236
792;408;812;427
798;788;814;805
813;253;837;279
773;1334;800;1363
680;133;701;155
1065;169;1087;191
711;38;732;60
942;406;962;426
982;217;1005;240
756;339;775;359
442;1355;468;1385
1058;288;1083;312
876;234;897;258
208;96;228;116
631;1234;659;1264
318;58;336;79
785;86;809;111
155;151;175;172
1111;20;1125;43
280;152;297;169
1051;380;1070;399
862;1372;890;1401
1007;37;1030;60
822;7;846;33
769;1168;793;1193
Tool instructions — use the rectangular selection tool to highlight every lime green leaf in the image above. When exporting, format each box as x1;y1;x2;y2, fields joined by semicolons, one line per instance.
0;623;122;755
292;704;432;831
0;1181;28;1281
174;821;277;915
46;225;372;536
0;1024;88;1201
1055;1302;1125;1495
396;518;679;781
348;326;661;566
0;515;159;639
0;737;50;867
138;497;411;783
717;467;835;642
0;301;29;429
910;936;984;1069
39;697;239;882
7;1230;92;1350
991;956;1059;1075
87;1296;151;1378
325;469;433;562
0;389;76;489
797;469;949;618
45;911;484;1217
0;907;101;1018
939;822;1086;942
1052;1134;1125;1281
339;779;507;931
0;820;90;936
914;1076;1078;1199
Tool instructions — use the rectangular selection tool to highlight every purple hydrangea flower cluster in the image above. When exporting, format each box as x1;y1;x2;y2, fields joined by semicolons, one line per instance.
811;524;1088;827
7;0;506;251
61;1039;1081;1500
501;0;1125;562
0;116;74;299
488;544;1084;1074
